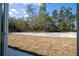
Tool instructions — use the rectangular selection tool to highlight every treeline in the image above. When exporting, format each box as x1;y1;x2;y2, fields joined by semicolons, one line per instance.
9;4;77;32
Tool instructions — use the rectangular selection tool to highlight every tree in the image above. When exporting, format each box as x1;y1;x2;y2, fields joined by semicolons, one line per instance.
31;3;47;32
9;17;17;32
57;6;76;31
65;7;76;31
52;10;58;22
9;4;76;32
39;3;46;14
50;10;59;31
26;4;36;23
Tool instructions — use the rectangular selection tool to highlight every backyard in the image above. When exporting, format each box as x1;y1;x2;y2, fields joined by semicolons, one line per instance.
8;32;76;56
8;3;77;56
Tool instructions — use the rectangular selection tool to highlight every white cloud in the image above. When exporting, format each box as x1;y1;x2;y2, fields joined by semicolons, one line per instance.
9;11;13;15
23;11;26;14
18;16;22;18
23;3;41;6
10;8;18;14
20;9;26;14
9;3;13;5
24;14;28;17
9;11;15;17
38;3;42;6
33;3;38;5
33;3;41;6
9;8;18;17
23;3;27;6
21;9;25;11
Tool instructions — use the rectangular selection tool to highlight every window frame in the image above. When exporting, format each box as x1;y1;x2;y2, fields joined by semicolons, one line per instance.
0;3;8;56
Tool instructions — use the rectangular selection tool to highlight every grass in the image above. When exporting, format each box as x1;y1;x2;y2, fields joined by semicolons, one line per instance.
8;33;76;56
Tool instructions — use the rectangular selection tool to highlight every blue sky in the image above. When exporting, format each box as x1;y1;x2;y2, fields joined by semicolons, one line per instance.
9;3;76;18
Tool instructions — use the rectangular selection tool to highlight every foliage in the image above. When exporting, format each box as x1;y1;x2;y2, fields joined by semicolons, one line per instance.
9;4;77;32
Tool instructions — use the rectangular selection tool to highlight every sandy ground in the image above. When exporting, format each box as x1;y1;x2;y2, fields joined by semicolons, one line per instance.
8;32;77;56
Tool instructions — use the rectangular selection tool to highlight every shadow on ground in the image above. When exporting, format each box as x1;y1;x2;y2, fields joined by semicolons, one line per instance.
8;46;45;56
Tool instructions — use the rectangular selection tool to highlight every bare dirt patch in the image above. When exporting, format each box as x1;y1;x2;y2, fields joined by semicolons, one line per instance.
8;33;76;56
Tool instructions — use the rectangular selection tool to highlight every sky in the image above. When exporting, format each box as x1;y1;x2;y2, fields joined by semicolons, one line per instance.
9;3;76;18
